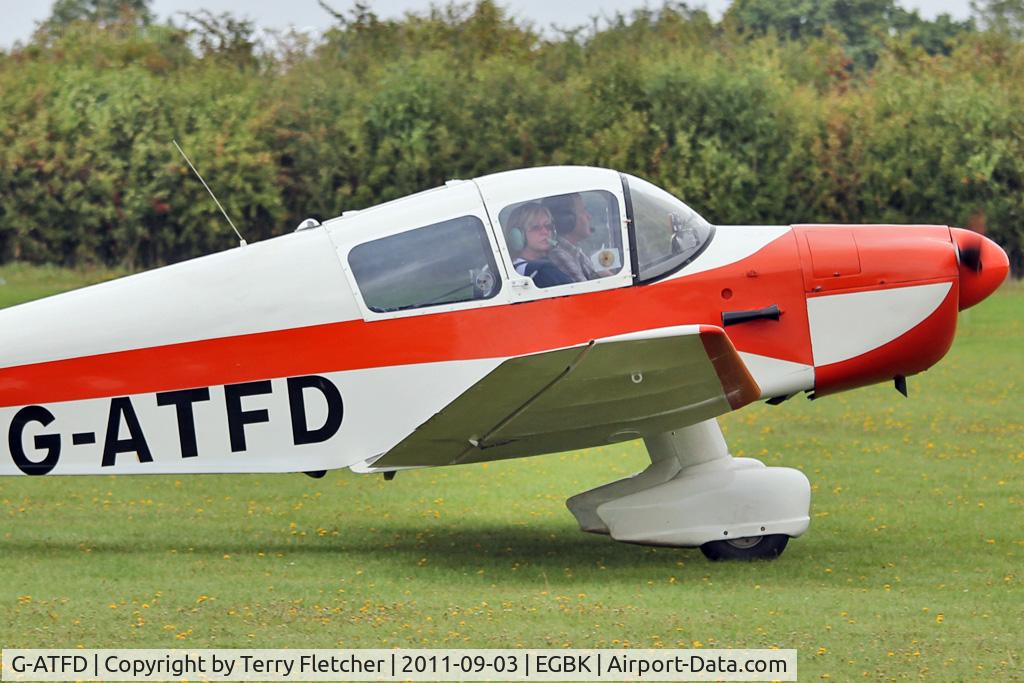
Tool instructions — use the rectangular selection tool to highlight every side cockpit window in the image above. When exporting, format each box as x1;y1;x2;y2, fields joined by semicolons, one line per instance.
624;174;713;283
348;215;500;312
497;190;623;289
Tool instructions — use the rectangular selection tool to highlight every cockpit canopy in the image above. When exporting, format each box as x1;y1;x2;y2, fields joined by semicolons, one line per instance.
331;167;713;317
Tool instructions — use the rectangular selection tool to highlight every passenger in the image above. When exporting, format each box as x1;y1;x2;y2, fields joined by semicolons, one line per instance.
543;193;609;281
505;203;573;288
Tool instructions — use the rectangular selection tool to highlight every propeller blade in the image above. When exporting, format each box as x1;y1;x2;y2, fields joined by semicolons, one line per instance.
958;234;983;273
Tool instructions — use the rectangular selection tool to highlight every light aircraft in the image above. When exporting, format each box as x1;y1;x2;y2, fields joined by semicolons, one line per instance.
0;166;1009;560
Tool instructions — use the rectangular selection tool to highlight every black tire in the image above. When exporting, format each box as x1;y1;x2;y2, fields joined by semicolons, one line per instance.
700;534;789;561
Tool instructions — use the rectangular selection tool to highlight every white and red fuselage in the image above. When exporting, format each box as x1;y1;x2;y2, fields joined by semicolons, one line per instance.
0;166;1008;478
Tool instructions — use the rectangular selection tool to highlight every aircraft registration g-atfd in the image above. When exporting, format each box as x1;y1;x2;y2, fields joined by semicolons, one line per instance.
0;166;1009;560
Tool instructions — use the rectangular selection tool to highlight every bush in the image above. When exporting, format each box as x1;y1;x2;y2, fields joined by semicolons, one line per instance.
0;3;1020;274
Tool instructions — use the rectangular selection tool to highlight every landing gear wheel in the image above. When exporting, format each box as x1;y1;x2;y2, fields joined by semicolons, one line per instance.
700;534;789;561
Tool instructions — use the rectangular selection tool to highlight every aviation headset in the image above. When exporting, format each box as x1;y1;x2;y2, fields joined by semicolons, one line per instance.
506;202;558;253
507;224;526;253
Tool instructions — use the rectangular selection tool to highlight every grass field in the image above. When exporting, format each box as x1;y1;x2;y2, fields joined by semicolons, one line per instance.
0;265;1020;680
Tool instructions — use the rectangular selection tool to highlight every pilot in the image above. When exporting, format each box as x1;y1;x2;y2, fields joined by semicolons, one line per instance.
543;193;609;281
506;202;572;288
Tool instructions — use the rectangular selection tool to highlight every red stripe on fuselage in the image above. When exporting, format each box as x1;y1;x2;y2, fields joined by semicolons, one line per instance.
0;233;810;407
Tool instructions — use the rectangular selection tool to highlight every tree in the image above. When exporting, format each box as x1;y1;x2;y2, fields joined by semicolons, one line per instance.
45;0;153;29
971;0;1024;38
181;10;261;68
726;0;974;65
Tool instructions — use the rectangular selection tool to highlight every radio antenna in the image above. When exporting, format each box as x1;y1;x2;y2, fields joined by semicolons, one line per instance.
172;139;247;247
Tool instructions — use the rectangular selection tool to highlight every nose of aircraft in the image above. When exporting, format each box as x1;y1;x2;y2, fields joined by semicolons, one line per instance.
951;228;1010;311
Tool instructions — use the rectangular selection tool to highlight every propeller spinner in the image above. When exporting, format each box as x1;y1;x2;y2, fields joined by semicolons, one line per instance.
951;227;1009;310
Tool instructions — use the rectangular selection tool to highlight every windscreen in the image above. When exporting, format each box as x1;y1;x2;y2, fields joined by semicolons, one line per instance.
625;174;713;282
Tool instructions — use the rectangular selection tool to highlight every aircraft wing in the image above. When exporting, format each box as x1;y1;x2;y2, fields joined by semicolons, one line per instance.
364;325;760;469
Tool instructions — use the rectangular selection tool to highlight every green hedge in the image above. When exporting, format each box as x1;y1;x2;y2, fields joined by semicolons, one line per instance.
1;4;1021;275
